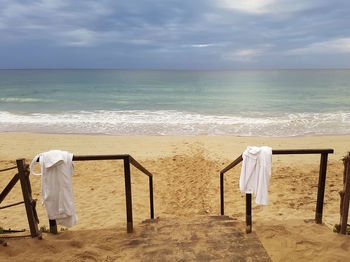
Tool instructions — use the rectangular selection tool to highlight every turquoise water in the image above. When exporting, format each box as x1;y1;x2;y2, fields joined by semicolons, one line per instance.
0;69;349;136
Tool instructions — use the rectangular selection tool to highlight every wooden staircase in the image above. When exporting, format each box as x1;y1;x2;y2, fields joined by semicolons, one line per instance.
119;215;272;261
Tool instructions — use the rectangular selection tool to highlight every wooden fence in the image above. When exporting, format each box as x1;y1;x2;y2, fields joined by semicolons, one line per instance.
1;154;153;238
0;162;40;238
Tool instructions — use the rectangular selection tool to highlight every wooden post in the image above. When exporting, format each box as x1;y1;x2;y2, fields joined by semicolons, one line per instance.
149;176;154;219
246;193;252;233
220;172;224;215
340;153;350;234
123;156;133;233
315;153;328;224
49;219;58;234
16;158;40;237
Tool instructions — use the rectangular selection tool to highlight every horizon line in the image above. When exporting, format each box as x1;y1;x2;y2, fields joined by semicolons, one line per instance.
0;67;350;71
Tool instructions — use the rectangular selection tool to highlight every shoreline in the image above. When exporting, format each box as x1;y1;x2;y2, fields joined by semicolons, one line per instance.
1;109;350;137
2;130;350;137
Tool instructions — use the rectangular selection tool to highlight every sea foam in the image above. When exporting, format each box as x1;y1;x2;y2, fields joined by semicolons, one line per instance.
0;110;349;136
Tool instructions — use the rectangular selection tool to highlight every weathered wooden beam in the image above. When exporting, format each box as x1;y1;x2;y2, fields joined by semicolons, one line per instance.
0;173;19;205
0;166;17;172
272;149;334;155
149;176;154;219
220;172;224;215
36;154;129;162
17;158;39;237
123;156;133;233
129;157;151;177
246;193;252;234
340;153;350;234
0;200;24;209
221;155;243;175
315;153;329;224
49;219;58;234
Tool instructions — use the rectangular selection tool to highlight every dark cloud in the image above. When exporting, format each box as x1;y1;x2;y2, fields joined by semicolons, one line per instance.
0;0;349;69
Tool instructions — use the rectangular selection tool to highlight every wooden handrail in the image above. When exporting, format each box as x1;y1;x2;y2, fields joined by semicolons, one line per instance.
34;154;154;234
220;148;334;233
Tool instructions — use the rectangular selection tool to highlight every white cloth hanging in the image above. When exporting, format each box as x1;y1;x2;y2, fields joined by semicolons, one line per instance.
30;150;78;227
240;146;272;206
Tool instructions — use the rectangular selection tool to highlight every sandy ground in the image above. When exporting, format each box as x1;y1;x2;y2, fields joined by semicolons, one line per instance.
0;133;349;261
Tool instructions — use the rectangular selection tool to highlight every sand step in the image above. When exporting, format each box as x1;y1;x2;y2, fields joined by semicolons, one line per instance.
120;215;272;261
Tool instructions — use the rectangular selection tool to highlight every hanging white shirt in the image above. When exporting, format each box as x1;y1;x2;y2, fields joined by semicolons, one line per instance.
30;150;78;227
240;146;272;206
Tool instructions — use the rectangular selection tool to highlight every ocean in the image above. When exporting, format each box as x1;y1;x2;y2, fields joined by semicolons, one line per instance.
0;69;349;136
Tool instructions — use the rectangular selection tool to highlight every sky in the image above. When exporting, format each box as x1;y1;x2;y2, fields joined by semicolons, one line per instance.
1;0;350;70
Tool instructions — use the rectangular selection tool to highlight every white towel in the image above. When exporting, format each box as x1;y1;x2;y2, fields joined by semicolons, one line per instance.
240;146;272;206
30;150;78;227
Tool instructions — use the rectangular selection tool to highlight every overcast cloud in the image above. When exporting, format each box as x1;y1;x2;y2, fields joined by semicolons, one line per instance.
0;0;349;69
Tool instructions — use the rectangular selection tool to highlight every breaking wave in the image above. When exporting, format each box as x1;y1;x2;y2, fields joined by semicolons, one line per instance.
0;110;349;136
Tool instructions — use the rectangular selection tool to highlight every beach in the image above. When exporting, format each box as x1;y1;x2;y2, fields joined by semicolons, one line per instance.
1;0;350;260
0;133;349;261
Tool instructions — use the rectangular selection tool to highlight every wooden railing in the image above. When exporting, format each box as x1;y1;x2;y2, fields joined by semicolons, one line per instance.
220;149;334;233
1;163;39;238
28;154;154;236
